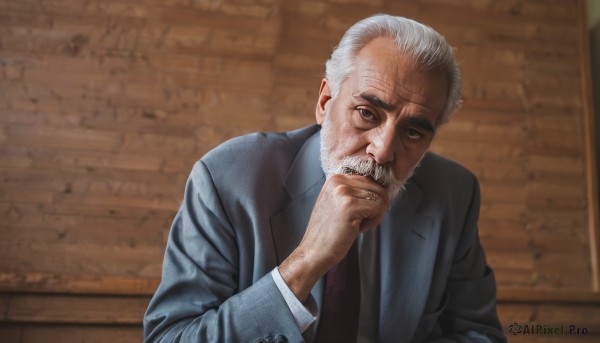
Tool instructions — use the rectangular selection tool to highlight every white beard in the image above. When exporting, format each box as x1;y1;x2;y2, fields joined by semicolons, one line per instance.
319;114;420;202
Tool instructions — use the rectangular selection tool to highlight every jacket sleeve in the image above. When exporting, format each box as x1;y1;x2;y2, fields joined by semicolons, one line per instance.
433;177;507;343
143;161;304;343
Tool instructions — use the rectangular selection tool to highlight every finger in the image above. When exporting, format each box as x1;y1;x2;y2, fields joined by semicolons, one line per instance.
363;190;382;203
324;175;389;225
352;200;387;232
343;189;388;227
333;182;384;205
335;174;389;203
350;182;389;210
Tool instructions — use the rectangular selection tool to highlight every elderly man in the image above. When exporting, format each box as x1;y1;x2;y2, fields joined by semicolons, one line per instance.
144;14;506;342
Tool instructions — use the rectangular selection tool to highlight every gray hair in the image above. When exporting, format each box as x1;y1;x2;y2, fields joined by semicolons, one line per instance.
325;14;461;125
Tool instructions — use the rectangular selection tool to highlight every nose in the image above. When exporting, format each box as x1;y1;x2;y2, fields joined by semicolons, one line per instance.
365;125;396;165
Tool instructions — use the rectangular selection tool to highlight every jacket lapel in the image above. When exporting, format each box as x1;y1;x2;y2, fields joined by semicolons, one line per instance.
269;130;326;337
270;129;324;264
376;177;441;340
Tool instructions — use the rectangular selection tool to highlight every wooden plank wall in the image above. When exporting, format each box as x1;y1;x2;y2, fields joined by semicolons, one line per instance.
1;0;599;341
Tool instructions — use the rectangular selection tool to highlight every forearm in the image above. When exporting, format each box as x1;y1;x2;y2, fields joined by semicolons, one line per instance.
278;246;330;303
144;273;303;343
144;161;304;342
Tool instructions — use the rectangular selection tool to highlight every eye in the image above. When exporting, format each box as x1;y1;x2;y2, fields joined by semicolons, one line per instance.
358;108;377;122
405;127;423;140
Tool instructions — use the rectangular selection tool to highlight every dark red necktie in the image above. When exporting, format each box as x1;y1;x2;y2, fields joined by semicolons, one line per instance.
314;242;361;342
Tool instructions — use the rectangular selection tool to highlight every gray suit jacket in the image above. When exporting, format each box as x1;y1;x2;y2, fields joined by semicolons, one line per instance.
144;125;506;342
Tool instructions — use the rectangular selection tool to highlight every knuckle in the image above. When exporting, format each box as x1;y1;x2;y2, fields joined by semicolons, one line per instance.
329;173;345;183
340;194;354;208
332;183;349;196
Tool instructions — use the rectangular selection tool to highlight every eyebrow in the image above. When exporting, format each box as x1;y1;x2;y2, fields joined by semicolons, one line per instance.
407;117;436;134
358;93;436;134
360;94;396;112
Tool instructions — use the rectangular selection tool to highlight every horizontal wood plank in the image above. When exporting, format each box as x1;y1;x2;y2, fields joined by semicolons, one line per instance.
0;0;598;331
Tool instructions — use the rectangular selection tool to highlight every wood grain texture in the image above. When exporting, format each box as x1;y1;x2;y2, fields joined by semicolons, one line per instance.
0;324;143;343
0;294;598;342
0;0;597;291
579;0;600;292
0;0;599;337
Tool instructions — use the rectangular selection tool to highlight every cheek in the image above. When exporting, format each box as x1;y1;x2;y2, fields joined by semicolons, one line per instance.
341;132;371;156
328;121;368;155
331;138;363;157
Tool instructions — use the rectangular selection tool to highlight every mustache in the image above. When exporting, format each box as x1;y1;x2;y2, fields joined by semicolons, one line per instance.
335;157;396;187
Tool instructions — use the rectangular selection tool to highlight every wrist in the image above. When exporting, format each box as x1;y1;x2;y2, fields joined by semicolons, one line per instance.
279;247;330;303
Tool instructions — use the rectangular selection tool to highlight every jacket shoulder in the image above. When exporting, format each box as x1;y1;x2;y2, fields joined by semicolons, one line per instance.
193;125;320;201
202;125;319;168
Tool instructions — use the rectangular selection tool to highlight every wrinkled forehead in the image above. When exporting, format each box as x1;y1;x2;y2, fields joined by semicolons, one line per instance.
351;37;425;85
346;37;448;116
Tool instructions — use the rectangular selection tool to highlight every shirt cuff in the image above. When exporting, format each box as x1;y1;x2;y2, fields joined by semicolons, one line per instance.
271;267;318;333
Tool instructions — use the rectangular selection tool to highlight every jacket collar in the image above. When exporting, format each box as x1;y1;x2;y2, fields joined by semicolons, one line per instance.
271;129;325;265
282;128;325;199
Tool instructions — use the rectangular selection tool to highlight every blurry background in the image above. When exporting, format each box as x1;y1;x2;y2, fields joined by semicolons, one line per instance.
1;0;599;341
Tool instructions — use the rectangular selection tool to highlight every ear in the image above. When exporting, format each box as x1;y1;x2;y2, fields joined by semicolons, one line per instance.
315;78;332;125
